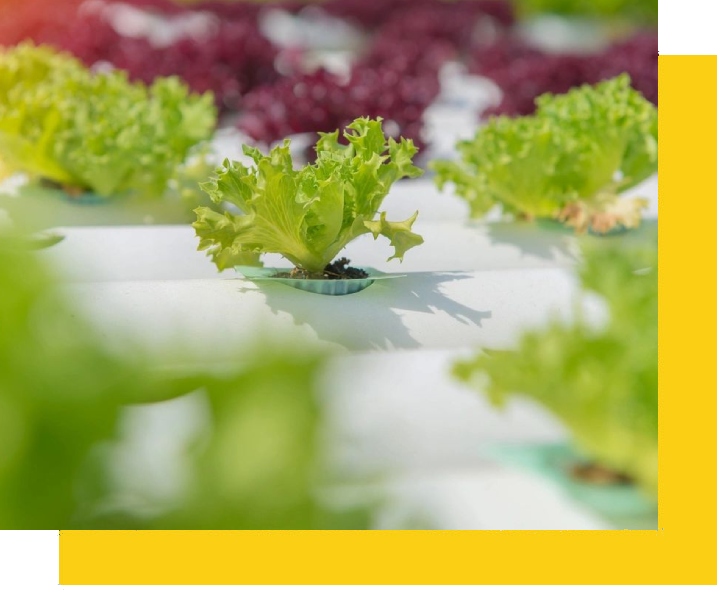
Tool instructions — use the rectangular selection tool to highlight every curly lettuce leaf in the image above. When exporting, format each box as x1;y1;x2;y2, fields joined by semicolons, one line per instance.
0;43;216;199
431;75;657;228
454;236;657;496
194;117;424;273
536;74;658;195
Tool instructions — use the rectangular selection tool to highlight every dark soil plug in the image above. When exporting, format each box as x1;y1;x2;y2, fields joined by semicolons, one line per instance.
40;178;87;198
323;258;369;279
273;258;369;280
569;462;632;486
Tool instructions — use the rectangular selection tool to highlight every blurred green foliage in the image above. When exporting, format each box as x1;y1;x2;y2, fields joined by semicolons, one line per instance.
455;235;657;496
0;238;369;528
516;0;657;24
136;354;370;530
0;240;143;528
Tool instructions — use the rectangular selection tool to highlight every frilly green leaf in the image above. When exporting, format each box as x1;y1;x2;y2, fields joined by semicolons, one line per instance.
363;211;424;261
0;43;216;199
194;117;424;273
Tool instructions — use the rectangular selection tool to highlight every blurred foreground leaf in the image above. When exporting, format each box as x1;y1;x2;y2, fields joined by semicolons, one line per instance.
454;235;657;496
0;241;150;528
0;238;370;528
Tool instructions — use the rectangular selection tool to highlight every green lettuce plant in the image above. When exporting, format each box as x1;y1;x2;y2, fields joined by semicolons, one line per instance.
431;75;658;234
0;43;216;199
454;236;657;496
194;117;424;272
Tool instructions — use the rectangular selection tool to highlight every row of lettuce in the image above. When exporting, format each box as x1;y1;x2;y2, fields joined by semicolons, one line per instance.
0;0;656;150
0;44;657;242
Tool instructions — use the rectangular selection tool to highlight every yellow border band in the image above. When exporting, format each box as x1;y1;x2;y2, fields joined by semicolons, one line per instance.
60;55;715;585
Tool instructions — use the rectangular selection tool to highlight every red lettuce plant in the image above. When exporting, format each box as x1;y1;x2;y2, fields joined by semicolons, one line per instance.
471;32;658;116
237;0;514;149
322;0;513;41
106;19;279;111
373;0;514;54
237;51;445;152
0;0;280;111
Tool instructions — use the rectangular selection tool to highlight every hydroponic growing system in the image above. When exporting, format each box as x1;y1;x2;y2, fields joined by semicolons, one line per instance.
0;0;658;530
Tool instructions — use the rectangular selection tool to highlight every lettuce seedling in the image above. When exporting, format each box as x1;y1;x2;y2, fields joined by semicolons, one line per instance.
454;236;657;496
431;75;657;233
194;117;424;273
0;43;216;198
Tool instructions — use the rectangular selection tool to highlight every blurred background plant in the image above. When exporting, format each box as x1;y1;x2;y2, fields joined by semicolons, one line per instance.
431;75;658;233
515;0;657;25
0;43;216;200
454;233;657;497
0;0;656;149
0;0;657;226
